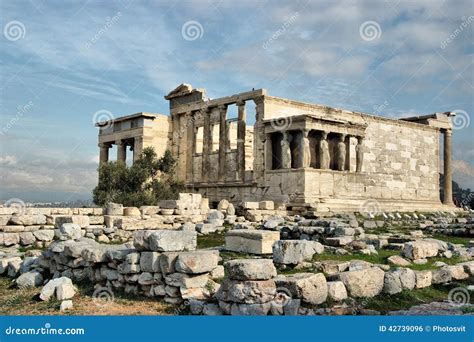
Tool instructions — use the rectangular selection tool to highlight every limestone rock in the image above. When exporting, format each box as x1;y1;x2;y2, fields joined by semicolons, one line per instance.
56;282;76;300
40;277;74;301
327;281;347;301
414;270;432;288
2;233;20;246
140;252;161;273
383;271;402;294
148;230;197;252
395;268;416;290
56;223;81;241
339;267;384;298
225;230;280;255
19;232;36;245
106;202;123;215
402;240;438;260
273;240;324;265
33;230;55;242
124;207;141;216
175;251;219;274
60;300;73;311
387;255;411;267
225;259;277;281
215;279;276;304
230;302;271;315
9;214;46;226
275;273;327;305
431;267;452;284
16;271;43;288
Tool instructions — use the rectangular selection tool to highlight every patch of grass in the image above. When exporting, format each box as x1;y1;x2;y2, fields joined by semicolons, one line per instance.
0;277;175;315
406;256;463;271
219;251;266;263
358;280;474;313
197;232;225;249
431;234;471;246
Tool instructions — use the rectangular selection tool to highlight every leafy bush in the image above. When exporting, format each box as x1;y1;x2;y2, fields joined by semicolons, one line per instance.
93;147;183;207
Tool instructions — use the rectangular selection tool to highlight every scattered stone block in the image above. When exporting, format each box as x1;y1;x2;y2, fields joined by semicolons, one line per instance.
339;267;384;298
275;273;327;305
55;223;81;240
106;203;123;215
140;252;161;273
225;259;276;281
225;230;279;255
383;271;402;294
259;201;274;210
402;240;438;260
40;277;74;301
387;255;411;267
175;251;219;274
16;271;43;288
431;267;452;284
273;240;324;265
124;207;141;216
414;270;432;288
60;300;73;311
327;281;347;301
215;279;276;304
148;230;197;252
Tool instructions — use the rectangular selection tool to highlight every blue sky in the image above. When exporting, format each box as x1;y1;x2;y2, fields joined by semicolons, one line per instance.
0;0;473;202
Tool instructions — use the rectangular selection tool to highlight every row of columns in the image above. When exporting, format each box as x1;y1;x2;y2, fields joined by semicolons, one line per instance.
98;137;143;164
187;101;247;183
270;130;364;172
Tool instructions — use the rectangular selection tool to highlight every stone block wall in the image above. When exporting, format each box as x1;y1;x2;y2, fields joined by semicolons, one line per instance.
0;194;211;247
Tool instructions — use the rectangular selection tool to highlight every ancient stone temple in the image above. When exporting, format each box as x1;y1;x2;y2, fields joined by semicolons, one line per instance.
96;84;456;212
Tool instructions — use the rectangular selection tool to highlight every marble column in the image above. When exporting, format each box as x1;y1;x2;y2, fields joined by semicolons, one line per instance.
236;101;246;181
202;109;212;182
356;136;364;172
265;133;273;170
319;131;330;169
185;112;194;182
443;129;453;205
218;105;228;182
99;143;110;164
301;129;311;168
133;137;143;162
116;140;126;163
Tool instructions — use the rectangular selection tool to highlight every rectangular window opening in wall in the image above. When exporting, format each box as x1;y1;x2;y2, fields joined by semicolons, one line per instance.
211;124;220;152
195;126;204;154
131;119;138;129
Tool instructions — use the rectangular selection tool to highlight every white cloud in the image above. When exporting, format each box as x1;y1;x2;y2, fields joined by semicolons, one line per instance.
0;155;17;165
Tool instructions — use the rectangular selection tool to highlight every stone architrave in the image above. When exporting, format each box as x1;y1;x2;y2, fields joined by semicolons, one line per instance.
356;136;364;172
319;132;330;169
301;130;311;168
336;134;346;171
281;132;292;169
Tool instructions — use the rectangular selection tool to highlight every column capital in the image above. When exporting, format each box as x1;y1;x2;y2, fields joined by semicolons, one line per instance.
98;142;110;148
115;140;124;146
236;100;246;107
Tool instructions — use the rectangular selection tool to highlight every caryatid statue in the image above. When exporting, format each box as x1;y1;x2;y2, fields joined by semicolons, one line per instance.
356;136;364;172
281;132;292;169
319;132;330;169
336;134;346;171
302;130;311;168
